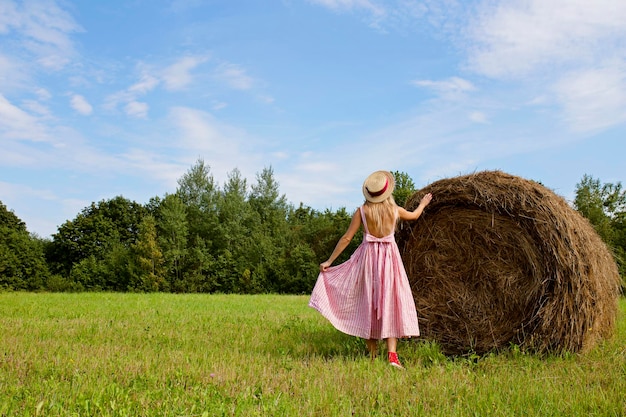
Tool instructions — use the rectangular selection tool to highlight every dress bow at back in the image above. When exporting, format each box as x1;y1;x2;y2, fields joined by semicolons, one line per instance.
365;234;395;243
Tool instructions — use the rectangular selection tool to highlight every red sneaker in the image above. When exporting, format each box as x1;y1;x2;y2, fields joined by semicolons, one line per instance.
388;352;405;370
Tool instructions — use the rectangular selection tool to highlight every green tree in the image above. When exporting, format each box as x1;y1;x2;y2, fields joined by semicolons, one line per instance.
0;227;49;291
248;166;291;292
156;194;188;291
249;166;289;228
0;201;27;232
574;175;615;241
0;201;50;290
214;168;256;292
130;215;167;292
175;158;219;291
286;204;359;293
391;170;416;207
47;196;146;290
283;204;320;293
574;174;626;283
176;158;219;246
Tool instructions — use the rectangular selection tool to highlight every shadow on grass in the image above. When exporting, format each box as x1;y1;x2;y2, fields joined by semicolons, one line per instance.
263;314;490;368
264;315;366;361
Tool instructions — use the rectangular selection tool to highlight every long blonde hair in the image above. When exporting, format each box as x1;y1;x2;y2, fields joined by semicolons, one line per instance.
364;195;398;233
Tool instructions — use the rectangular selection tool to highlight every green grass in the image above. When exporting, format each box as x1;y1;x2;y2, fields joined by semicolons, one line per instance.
1;293;625;416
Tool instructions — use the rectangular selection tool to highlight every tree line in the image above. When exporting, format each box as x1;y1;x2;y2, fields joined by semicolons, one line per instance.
1;160;416;293
1;163;624;293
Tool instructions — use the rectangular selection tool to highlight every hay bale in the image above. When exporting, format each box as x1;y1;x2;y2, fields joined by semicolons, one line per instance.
398;170;621;355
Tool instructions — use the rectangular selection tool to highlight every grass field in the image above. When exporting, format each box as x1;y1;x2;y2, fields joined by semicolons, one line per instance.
1;293;625;416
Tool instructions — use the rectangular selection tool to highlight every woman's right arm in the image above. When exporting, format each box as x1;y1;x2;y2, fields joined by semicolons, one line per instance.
320;208;362;272
398;193;433;221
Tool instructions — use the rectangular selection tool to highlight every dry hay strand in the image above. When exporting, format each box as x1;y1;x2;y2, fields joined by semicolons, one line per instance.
398;170;621;355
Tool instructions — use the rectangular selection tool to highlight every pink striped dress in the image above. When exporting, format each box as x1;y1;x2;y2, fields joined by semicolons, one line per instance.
309;206;420;340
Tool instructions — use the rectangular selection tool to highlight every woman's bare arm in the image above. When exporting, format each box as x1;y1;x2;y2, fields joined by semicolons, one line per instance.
397;193;433;221
320;209;362;271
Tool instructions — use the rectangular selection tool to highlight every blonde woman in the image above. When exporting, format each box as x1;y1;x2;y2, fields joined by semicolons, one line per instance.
309;170;432;369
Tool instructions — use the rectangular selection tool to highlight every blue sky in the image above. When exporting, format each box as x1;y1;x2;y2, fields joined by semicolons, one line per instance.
1;0;625;238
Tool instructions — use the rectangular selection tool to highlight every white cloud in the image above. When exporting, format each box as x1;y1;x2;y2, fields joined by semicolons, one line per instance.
469;111;488;124
103;90;130;111
257;94;275;104
0;94;48;141
70;94;93;115
167;106;262;180
454;0;626;133
412;76;476;99
214;62;254;90
297;161;338;174
276;154;352;209
105;71;158;115
0;180;57;202
307;0;386;28
0;119;127;176
167;107;254;158
104;56;209;117
162;56;209;91
170;107;222;151
211;101;228;111
553;64;626;132
125;101;149;118
35;88;51;101
308;0;384;14
466;0;626;78
121;148;186;189
22;99;52;118
0;1;18;34
306;0;465;32
128;73;160;94
2;0;82;71
0;53;25;91
0;180;61;236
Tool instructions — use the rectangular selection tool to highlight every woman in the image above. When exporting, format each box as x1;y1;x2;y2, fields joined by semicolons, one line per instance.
309;170;432;369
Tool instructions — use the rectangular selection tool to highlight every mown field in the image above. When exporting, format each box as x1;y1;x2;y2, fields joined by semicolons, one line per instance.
1;293;625;416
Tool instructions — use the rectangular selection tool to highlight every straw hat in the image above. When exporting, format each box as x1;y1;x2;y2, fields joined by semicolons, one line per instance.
362;170;395;203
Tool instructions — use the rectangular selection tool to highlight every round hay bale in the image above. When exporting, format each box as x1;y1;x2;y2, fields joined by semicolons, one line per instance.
398;170;621;355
